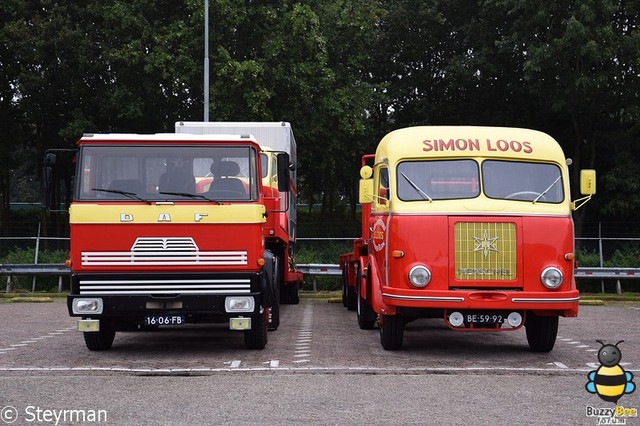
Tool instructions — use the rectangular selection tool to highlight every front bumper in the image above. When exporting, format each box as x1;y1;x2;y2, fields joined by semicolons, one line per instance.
67;272;263;323
381;287;580;317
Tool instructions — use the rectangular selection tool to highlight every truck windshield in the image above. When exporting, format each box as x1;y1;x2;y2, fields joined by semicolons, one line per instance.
396;159;564;203
76;145;259;202
397;159;480;201
482;160;564;203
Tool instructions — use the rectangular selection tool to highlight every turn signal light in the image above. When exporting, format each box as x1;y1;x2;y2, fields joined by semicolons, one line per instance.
65;259;72;267
257;258;266;266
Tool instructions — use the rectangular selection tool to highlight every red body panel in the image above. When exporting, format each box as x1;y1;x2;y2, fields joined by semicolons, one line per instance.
70;222;264;273
367;214;578;317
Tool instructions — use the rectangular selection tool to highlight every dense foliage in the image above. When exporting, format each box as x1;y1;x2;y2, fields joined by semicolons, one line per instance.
1;0;639;236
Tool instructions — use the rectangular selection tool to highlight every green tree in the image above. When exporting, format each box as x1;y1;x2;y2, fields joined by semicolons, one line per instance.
479;0;640;228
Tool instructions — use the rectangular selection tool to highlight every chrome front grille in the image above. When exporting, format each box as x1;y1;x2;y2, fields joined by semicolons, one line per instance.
79;278;251;295
81;237;248;267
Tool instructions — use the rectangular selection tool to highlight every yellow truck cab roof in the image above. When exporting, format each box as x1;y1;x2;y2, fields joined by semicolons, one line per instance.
373;126;572;215
376;126;565;164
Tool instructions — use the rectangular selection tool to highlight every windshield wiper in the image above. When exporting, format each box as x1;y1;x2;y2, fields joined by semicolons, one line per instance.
158;191;221;204
400;172;432;202
93;188;151;204
533;176;561;203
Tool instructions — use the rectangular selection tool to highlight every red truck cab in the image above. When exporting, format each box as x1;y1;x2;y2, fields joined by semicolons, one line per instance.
340;126;596;351
45;133;290;350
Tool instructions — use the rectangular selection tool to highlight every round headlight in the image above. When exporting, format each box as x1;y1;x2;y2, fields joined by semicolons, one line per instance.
409;265;431;288
541;267;563;289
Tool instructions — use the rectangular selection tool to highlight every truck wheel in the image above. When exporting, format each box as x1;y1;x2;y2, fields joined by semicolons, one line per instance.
341;265;348;307
83;321;116;351
357;293;377;330
269;258;281;331
346;285;357;311
281;282;300;305
346;264;358;311
379;314;404;350
525;313;558;353
288;282;300;305
244;308;269;350
269;291;280;331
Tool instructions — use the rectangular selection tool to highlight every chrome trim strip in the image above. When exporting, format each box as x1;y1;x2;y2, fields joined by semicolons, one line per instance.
79;278;251;295
511;297;580;303
383;293;465;302
80;279;249;285
79;289;251;295
81;284;249;290
81;250;248;266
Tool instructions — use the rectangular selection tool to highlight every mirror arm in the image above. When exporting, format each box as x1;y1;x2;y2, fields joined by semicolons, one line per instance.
571;195;592;211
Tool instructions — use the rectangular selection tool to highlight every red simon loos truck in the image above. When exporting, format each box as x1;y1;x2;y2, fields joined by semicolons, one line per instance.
339;126;596;351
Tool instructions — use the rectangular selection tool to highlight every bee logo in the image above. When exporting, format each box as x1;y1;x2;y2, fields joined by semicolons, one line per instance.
586;340;636;403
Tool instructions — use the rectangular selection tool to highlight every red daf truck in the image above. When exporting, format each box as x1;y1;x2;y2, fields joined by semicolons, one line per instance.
44;132;291;350
175;122;303;304
339;126;596;351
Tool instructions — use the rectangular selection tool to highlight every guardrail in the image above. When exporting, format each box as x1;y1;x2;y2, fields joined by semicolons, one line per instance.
297;263;342;276
1;264;71;293
2;264;639;294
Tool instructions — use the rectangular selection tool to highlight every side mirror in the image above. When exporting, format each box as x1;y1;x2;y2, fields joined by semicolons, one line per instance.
42;166;54;209
42;153;57;210
572;169;596;211
358;165;373;204
276;152;290;192
580;169;596;195
42;149;76;212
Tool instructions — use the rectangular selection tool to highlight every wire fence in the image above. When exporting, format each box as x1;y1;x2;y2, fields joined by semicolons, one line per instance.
2;235;639;292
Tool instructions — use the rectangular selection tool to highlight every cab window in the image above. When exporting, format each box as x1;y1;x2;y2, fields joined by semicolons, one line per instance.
396;159;479;201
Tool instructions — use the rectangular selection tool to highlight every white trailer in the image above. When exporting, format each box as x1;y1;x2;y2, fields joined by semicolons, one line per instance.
175;121;302;304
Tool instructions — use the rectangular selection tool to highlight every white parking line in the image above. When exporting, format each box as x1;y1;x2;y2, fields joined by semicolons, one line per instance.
2;365;635;374
0;325;76;355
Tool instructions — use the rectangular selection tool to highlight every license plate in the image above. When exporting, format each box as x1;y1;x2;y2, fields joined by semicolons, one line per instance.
144;315;186;326
466;313;505;324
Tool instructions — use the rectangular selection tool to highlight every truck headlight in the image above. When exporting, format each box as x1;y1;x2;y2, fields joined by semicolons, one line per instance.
541;267;563;289
72;298;103;314
408;265;431;288
225;296;255;313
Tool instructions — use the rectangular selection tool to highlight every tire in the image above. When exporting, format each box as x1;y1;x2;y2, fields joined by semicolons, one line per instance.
83;321;116;351
269;257;280;331
288;282;300;305
244;308;269;350
341;266;348;307
356;268;376;330
346;264;358;311
525;313;558;353
281;282;300;305
269;286;280;331
357;293;377;330
379;314;404;350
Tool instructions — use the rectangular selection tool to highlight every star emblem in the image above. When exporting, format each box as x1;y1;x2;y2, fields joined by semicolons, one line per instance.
473;230;499;258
